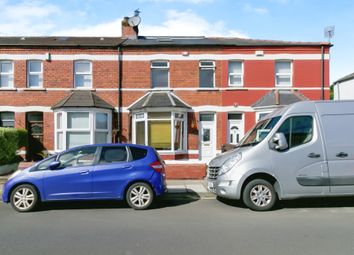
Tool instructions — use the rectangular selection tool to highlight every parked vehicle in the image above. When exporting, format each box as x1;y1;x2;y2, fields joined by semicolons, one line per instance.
208;100;354;211
2;144;166;212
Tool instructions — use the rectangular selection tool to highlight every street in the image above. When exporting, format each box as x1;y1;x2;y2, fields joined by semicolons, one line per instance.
1;195;354;255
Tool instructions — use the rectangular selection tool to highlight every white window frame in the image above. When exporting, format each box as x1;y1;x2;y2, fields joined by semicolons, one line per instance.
27;60;43;88
132;111;188;153
275;60;292;87
199;60;215;88
74;60;92;89
54;108;112;151
151;60;169;88
0;60;14;89
228;61;243;87
0;112;15;128
255;110;273;122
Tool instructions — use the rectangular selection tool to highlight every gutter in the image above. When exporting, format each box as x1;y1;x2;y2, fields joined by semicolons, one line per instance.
321;45;325;100
117;39;128;143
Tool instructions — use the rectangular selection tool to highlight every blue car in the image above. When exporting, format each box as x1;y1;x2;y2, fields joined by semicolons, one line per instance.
2;144;166;212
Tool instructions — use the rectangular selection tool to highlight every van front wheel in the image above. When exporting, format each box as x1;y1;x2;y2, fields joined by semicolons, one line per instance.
243;179;277;211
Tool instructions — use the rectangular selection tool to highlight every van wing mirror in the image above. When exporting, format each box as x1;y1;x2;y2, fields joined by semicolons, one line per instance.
49;161;61;170
271;133;288;151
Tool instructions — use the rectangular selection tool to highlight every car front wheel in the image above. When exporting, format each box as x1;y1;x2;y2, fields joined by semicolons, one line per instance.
10;184;39;212
126;182;154;210
242;179;277;211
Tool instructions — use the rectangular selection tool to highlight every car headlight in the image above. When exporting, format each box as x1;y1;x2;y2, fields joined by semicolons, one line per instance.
8;170;21;180
219;153;242;175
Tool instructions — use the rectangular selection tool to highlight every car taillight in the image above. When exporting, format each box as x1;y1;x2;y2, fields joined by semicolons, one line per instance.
150;160;164;173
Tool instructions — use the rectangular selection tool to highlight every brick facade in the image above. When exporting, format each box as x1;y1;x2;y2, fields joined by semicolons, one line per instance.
0;32;331;179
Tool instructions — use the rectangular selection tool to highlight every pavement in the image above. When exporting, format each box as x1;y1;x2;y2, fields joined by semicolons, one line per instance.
0;173;214;200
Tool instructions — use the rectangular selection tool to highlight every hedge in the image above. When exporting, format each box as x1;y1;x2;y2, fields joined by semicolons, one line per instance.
0;128;28;166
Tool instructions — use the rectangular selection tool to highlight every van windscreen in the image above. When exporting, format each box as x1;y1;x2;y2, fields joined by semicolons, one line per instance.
239;116;281;147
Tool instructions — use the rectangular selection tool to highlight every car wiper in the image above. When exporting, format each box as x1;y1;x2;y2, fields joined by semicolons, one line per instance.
239;142;259;147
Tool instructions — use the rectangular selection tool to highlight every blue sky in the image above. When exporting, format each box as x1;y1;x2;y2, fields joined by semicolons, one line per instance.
0;0;353;83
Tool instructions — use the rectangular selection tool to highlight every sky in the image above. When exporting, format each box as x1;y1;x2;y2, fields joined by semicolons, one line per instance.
0;0;353;83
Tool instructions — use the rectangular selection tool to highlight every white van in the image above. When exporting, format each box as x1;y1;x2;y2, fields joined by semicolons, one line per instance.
207;100;354;211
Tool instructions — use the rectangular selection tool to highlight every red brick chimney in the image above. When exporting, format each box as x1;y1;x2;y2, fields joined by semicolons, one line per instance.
121;17;139;39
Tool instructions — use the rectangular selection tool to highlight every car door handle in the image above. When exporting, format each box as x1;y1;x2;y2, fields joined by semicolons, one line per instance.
308;153;321;158
336;152;348;158
79;170;90;175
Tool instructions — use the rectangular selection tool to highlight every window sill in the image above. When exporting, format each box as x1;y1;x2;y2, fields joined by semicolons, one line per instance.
157;150;188;155
196;88;220;92
0;88;17;91
22;88;47;91
225;87;247;91
70;88;96;91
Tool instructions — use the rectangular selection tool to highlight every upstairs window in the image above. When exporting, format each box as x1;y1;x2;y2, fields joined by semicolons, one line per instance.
275;61;292;87
228;61;243;86
27;60;43;88
199;61;215;88
0;112;15;128
74;61;92;88
151;61;169;88
0;61;14;88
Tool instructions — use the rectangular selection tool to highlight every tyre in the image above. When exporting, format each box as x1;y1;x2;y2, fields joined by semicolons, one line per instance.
10;184;39;212
242;179;277;211
126;182;154;210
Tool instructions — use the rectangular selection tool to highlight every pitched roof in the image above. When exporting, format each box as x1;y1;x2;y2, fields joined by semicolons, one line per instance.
128;91;191;111
252;90;308;108
124;36;331;47
51;91;114;110
333;72;354;84
0;37;126;48
0;36;330;48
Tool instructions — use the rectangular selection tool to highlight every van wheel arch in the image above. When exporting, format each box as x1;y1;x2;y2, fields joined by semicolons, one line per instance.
241;173;280;197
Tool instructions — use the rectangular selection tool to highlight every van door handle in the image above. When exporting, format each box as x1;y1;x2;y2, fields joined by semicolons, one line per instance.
80;170;90;175
336;152;348;158
308;153;321;158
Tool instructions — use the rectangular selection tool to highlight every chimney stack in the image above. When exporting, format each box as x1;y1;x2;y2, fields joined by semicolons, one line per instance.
121;10;141;40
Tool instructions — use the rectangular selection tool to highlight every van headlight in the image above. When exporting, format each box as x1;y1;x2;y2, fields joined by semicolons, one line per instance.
219;153;242;175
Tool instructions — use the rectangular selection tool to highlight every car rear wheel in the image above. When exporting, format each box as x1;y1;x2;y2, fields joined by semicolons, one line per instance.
126;182;154;210
10;184;39;212
242;179;277;211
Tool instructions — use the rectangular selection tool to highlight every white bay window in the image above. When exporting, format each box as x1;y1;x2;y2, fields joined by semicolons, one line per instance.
54;109;111;151
133;111;187;152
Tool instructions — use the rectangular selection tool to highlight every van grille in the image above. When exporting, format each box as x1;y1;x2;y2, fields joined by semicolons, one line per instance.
208;166;220;180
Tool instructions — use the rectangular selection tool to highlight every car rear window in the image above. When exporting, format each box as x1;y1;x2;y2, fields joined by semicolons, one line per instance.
129;146;148;161
99;146;128;164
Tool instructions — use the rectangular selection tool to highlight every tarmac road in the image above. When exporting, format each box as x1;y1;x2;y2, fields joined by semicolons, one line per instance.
1;195;354;255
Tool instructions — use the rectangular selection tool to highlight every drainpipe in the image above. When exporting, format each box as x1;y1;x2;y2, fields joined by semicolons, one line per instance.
321;45;325;100
117;41;126;143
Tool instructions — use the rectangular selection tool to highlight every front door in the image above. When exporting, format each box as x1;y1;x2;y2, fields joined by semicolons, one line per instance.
43;146;97;200
26;112;44;161
199;113;216;163
270;115;329;197
228;113;244;145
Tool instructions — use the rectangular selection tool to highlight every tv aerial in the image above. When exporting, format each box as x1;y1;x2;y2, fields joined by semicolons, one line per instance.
324;26;335;42
128;9;141;27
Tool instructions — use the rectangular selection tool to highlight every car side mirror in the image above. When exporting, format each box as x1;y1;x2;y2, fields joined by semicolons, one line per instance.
271;133;288;151
49;161;61;170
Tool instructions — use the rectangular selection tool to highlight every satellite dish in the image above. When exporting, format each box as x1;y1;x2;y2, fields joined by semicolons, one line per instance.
128;15;141;27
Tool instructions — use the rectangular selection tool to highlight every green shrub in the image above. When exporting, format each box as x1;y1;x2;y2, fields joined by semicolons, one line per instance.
0;128;28;166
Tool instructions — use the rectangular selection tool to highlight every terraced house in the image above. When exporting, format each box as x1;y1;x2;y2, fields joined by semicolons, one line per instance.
0;15;331;178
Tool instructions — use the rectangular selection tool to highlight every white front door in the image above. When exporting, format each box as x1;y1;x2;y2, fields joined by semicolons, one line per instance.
228;120;244;145
199;114;216;163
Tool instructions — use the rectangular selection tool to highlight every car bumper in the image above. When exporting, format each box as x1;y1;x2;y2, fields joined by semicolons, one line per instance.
207;178;241;200
2;182;10;203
